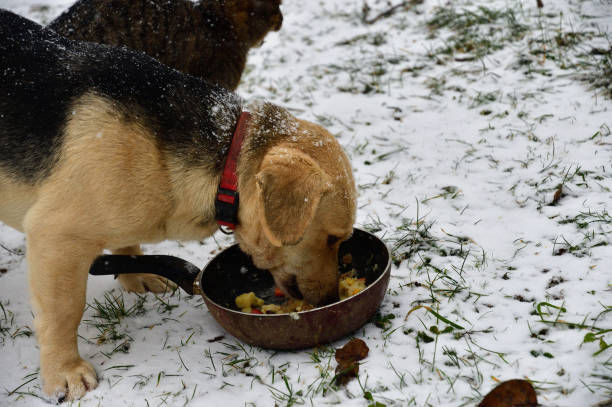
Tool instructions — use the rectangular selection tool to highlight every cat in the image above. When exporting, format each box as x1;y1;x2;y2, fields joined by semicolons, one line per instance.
48;0;283;90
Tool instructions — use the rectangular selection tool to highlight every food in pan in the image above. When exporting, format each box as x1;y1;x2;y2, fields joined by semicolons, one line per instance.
235;268;366;314
338;270;366;300
235;293;315;314
264;299;315;314
235;292;264;313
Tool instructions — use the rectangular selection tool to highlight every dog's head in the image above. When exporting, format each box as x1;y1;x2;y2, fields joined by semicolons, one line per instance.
235;105;355;306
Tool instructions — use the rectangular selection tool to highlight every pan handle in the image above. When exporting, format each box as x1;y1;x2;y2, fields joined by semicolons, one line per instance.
89;255;201;295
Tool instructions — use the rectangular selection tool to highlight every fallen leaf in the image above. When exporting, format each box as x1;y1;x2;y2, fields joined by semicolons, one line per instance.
336;338;369;363
334;360;360;386
334;338;369;385
550;184;563;205
478;379;538;407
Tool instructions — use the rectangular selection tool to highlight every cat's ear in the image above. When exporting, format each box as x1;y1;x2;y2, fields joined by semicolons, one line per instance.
250;0;283;31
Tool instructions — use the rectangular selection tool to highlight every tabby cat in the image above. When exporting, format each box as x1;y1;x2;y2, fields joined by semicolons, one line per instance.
48;0;283;90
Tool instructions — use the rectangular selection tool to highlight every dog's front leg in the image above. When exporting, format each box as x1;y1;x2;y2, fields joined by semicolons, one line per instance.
26;227;99;401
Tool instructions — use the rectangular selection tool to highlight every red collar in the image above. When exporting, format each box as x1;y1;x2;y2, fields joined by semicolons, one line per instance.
215;111;251;231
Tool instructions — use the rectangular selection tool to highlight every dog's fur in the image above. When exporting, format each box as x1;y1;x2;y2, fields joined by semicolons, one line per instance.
48;0;283;90
0;10;355;401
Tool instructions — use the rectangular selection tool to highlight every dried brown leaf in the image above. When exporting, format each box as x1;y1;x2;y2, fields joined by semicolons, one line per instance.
333;338;369;386
551;184;563;205
335;338;369;363
478;379;538;407
334;361;360;386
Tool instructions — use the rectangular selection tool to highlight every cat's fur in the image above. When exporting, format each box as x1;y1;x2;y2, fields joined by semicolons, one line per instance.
48;0;283;90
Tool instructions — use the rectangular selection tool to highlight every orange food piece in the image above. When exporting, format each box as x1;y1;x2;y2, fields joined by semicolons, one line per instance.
274;286;285;297
250;308;263;314
342;253;353;264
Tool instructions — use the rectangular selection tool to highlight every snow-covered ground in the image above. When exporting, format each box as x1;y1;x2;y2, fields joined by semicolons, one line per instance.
1;0;611;406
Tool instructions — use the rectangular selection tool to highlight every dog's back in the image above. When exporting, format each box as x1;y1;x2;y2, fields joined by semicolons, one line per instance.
0;10;242;185
0;10;75;181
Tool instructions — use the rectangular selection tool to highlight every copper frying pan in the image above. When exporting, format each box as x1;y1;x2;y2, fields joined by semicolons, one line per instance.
89;228;390;349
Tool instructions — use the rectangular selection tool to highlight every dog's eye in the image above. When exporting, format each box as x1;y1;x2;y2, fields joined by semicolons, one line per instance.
327;235;341;247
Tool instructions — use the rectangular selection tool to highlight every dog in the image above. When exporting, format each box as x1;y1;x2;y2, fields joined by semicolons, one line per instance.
48;0;283;90
0;10;355;401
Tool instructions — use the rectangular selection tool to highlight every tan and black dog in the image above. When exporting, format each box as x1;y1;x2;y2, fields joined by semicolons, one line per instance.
0;10;355;401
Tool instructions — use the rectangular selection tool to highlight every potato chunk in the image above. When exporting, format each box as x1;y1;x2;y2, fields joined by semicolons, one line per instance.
235;292;265;312
338;275;366;300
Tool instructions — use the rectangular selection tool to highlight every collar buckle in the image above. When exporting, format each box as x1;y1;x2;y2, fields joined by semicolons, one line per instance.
215;188;240;231
214;111;250;231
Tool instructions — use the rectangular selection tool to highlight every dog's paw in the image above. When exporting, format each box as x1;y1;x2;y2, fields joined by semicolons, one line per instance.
42;358;97;402
118;273;176;293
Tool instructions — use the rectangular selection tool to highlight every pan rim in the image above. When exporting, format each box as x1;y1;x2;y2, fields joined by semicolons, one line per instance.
198;228;391;317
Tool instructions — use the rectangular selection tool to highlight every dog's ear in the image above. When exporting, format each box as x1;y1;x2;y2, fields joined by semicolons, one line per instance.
256;147;331;247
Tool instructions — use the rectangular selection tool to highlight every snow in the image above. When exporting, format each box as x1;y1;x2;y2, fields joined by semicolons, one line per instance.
1;0;611;406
